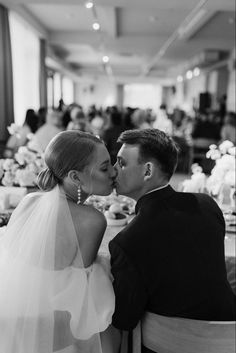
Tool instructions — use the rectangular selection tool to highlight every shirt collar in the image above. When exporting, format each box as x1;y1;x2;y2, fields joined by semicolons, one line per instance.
135;184;175;215
144;183;169;196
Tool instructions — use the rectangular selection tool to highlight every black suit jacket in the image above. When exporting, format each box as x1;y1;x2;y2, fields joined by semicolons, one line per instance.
109;186;236;338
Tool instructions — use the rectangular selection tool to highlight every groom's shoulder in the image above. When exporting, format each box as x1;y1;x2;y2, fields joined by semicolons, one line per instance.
110;214;143;250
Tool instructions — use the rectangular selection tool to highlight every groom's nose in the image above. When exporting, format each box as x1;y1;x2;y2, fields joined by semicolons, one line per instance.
113;161;118;170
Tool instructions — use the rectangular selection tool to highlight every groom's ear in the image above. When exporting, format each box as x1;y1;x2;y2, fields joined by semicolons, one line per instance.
144;162;154;181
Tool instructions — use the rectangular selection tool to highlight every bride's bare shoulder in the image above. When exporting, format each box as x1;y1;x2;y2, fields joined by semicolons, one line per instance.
70;203;107;233
69;204;107;266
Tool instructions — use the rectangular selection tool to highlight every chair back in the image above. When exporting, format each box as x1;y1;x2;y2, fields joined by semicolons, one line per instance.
142;312;236;353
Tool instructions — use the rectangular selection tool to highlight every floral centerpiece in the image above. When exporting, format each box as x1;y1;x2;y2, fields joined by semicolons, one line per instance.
182;163;206;193
0;128;45;187
182;140;236;210
205;141;235;200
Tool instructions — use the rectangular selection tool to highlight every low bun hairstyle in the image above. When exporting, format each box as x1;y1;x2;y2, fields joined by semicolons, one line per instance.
37;131;103;191
37;167;59;191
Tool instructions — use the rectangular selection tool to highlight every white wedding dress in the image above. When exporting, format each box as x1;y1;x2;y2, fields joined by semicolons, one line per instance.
0;186;115;353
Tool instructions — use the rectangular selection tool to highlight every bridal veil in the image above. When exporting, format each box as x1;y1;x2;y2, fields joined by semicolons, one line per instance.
0;185;115;352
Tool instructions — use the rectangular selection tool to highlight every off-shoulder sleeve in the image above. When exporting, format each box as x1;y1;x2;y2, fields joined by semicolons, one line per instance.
52;257;115;340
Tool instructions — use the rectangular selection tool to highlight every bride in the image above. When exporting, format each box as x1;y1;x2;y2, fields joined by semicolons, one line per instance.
0;131;120;353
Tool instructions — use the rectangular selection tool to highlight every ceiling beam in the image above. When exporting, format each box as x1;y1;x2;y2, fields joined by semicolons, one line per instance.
0;0;197;8
141;0;209;76
49;31;169;51
177;9;215;40
0;0;49;38
2;0;235;10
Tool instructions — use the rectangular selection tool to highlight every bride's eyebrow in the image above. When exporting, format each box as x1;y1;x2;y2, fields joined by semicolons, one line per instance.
100;160;110;166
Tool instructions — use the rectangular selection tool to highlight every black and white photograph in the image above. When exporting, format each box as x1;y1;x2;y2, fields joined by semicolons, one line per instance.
0;0;235;352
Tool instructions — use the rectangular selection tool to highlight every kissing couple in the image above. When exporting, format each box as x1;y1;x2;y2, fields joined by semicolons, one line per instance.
0;129;234;353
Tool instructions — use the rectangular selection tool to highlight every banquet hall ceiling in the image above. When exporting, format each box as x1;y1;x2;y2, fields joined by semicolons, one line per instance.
1;0;235;84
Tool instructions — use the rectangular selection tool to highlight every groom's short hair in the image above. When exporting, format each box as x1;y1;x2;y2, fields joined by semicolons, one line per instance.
118;128;179;180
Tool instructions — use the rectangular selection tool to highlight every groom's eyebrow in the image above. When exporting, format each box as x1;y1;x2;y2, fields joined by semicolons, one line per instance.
117;156;124;162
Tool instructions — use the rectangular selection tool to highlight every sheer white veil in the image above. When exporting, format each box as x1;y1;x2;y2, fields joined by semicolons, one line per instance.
0;185;114;353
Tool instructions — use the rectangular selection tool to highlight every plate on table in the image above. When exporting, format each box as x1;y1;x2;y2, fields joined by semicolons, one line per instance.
226;225;236;234
224;212;236;234
106;214;128;227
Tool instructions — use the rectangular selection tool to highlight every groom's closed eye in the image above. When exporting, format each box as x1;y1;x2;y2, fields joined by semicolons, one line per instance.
117;157;125;168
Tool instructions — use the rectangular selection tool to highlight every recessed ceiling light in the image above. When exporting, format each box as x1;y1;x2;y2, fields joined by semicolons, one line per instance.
177;75;183;82
228;17;235;25
193;67;200;77
186;70;193;80
102;55;109;63
92;22;100;31
85;1;94;9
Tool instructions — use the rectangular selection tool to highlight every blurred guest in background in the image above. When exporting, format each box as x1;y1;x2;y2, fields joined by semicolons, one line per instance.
218;94;227;122
131;109;151;129
123;107;135;130
220;112;236;144
66;106;91;132
4;109;39;157
90;112;105;137
34;109;63;151
153;104;173;135
37;107;47;128
103;110;124;165
57;98;66;112
192;112;220;141
61;103;81;129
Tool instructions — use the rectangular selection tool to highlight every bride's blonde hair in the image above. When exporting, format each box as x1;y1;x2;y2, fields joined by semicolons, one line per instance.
37;131;102;191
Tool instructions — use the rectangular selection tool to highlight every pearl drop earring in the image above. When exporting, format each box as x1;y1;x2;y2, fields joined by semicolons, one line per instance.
77;185;81;205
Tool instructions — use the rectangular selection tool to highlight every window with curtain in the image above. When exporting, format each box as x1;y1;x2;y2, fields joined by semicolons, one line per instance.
62;76;74;105
9;11;40;125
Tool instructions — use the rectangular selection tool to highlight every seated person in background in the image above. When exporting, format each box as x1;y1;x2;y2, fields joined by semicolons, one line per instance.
37;107;47;128
152;104;173;135
4;109;39;158
34;109;63;151
61;103;82;129
57;98;66;112
192;112;220;141
220;112;236;145
67;107;92;133
90;113;105;137
123;107;136;130
103;111;124;165
131;109;151;130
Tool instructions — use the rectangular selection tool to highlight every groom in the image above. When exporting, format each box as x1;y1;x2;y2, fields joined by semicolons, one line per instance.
109;129;235;353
